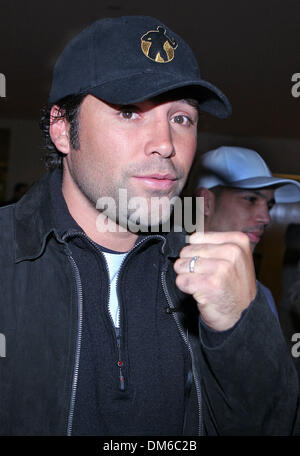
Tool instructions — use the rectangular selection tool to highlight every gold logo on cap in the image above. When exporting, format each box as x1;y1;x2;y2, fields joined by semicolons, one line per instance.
141;26;178;63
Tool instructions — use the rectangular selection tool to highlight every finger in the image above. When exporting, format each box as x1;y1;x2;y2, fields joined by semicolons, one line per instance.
189;230;251;249
179;242;244;264
175;271;218;300
174;256;229;275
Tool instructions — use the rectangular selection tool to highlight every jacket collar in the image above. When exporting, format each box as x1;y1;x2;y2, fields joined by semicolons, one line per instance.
14;168;188;262
14;169;65;262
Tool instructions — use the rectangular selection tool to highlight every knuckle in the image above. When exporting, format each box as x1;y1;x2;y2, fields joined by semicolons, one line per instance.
175;273;190;290
211;273;222;290
179;245;190;258
189;231;205;243
218;258;231;275
174;258;186;273
173;257;181;270
236;231;250;247
224;243;241;261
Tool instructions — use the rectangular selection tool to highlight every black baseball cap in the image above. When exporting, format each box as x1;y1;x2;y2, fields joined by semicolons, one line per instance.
49;16;231;118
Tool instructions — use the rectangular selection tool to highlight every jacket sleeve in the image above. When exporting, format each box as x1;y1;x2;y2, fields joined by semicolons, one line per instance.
197;282;300;435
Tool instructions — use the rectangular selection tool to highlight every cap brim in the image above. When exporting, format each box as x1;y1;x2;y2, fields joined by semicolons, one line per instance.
231;176;300;203
88;72;232;119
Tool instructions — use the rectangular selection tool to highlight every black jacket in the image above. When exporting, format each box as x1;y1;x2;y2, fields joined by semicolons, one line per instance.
0;171;299;435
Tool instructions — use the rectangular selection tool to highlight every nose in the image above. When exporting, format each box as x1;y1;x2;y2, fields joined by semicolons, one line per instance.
256;202;272;226
144;119;175;158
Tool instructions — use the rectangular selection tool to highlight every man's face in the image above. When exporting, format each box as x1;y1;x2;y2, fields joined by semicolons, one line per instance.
63;94;198;229
205;187;275;251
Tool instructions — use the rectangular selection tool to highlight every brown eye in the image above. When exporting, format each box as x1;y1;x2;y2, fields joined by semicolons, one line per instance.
119;109;139;120
172;115;191;125
121;111;133;119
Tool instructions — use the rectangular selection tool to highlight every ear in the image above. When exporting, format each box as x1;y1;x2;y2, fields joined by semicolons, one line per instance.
195;187;215;217
49;105;71;155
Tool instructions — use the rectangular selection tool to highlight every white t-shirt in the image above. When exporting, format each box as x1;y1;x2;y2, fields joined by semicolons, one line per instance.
102;251;128;328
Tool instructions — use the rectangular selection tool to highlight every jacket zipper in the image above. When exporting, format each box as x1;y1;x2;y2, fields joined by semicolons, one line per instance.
115;329;125;391
113;234;166;391
80;234;125;391
66;232;194;434
66;254;84;436
74;233;166;395
66;232;132;397
161;269;203;436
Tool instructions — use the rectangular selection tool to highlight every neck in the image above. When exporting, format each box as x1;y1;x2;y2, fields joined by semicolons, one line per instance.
62;166;138;252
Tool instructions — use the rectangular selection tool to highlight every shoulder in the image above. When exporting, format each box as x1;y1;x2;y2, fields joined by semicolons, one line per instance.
0;203;15;233
0;203;16;262
258;281;274;302
257;281;278;318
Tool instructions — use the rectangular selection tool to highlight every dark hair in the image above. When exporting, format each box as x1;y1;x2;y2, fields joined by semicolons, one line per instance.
39;93;86;170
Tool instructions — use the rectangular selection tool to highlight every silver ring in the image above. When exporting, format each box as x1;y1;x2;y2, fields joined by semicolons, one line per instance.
189;256;199;273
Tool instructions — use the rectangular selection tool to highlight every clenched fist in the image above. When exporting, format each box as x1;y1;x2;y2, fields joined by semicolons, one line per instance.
174;231;257;331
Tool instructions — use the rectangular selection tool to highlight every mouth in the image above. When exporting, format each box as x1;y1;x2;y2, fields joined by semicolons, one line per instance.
132;173;178;190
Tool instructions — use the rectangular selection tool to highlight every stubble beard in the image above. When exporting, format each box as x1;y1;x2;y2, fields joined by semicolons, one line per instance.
69;155;186;232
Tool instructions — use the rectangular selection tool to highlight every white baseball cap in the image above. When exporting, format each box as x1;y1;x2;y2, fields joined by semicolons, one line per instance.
196;146;300;203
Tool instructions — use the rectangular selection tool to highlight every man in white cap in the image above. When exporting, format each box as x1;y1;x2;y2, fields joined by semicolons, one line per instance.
195;145;300;316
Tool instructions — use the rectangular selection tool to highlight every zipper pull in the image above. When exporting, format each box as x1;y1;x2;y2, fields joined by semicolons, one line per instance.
117;360;125;391
165;305;179;314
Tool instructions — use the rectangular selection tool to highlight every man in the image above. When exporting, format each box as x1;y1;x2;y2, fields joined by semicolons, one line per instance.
0;16;299;436
195;145;300;317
